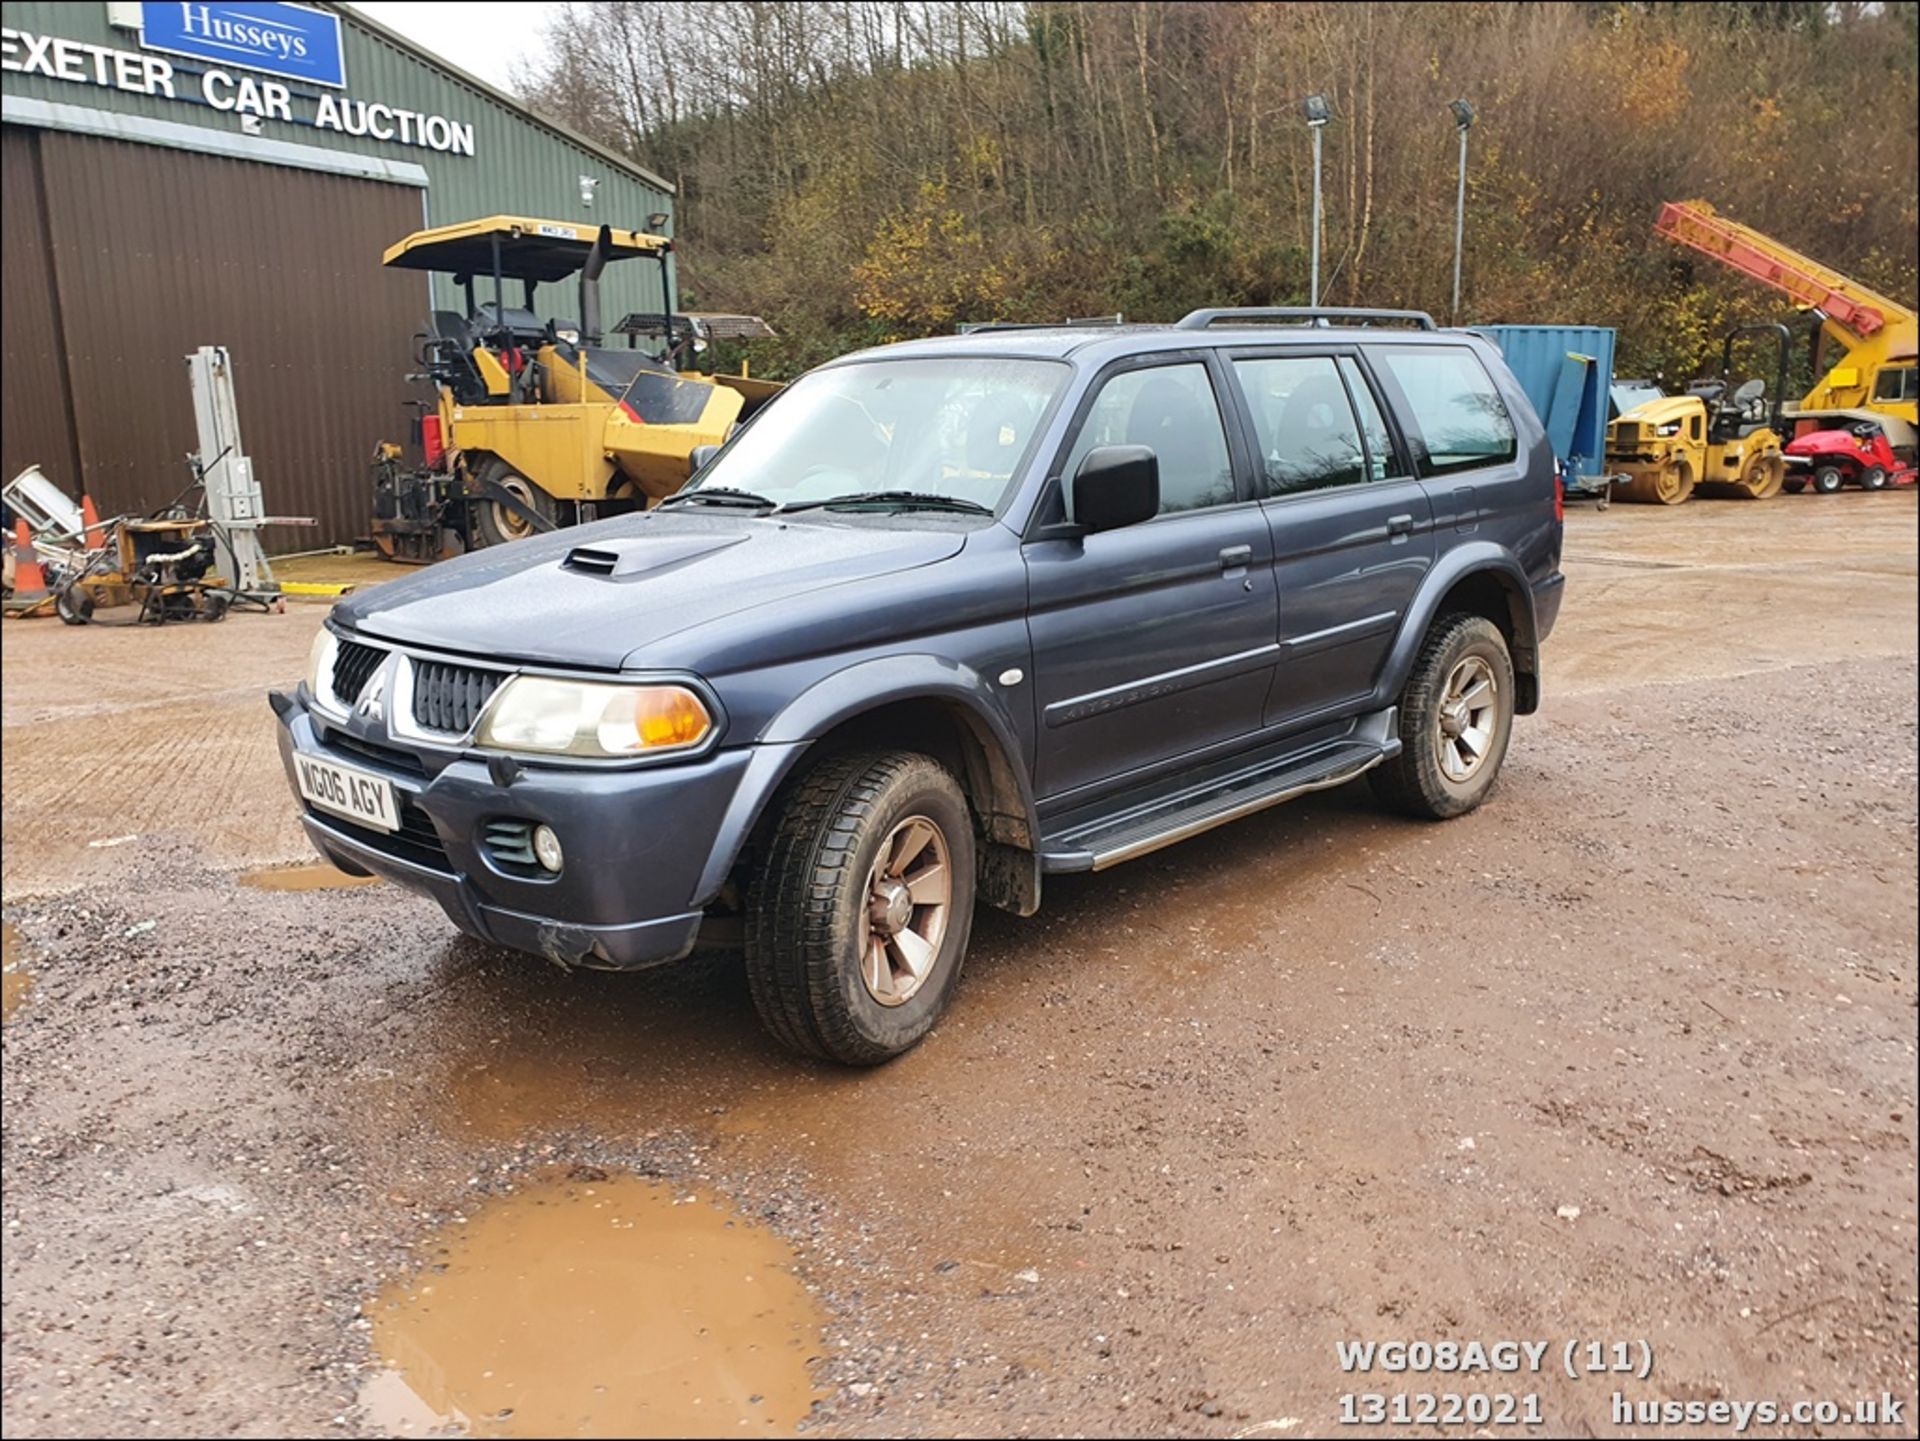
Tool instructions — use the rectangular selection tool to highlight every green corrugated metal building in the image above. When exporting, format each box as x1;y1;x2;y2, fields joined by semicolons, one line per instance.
1;0;676;543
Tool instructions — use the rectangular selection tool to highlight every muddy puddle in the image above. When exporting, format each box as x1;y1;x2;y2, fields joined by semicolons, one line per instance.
3;922;33;1022
362;1169;824;1438
239;862;380;892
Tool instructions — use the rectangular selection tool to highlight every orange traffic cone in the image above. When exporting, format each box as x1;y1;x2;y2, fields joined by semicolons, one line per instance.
10;520;50;608
81;495;107;550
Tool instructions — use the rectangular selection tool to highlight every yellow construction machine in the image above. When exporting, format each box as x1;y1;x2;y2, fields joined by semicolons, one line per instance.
1654;201;1916;443
371;216;781;560
1607;323;1791;504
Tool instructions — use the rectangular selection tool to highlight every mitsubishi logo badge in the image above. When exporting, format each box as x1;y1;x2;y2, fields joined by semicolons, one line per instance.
356;669;388;724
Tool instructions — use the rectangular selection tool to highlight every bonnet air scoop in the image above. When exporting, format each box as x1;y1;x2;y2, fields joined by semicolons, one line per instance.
561;532;747;579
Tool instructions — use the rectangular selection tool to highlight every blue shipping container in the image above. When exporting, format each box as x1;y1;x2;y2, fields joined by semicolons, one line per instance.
1475;325;1617;494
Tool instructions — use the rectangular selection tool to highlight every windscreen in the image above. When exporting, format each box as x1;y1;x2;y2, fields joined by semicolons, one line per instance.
690;357;1068;510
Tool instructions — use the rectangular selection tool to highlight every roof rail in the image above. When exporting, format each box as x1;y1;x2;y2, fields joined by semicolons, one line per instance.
956;314;1127;335
1176;306;1437;332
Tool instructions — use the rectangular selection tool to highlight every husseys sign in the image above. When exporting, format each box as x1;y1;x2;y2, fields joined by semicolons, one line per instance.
139;1;347;88
1;2;477;157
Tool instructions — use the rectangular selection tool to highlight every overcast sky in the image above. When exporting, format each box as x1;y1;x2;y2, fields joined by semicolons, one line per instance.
351;2;556;91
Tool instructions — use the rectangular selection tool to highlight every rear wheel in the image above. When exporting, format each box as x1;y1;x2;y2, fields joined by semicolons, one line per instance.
1782;477;1806;495
745;751;976;1065
1859;466;1888;492
1811;465;1845;495
1370;614;1516;821
1735;454;1785;500
469;455;558;547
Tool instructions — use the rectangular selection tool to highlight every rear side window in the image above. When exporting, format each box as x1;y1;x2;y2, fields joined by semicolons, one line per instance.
1375;347;1518;477
1233;356;1365;495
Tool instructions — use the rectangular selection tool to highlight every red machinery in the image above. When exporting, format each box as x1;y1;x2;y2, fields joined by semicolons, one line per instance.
1782;421;1915;494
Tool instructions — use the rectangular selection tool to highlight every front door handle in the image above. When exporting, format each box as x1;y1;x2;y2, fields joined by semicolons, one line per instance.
1386;513;1415;537
1219;544;1253;571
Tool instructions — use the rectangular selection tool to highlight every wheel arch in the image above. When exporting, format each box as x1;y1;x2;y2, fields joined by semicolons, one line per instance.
691;659;1039;913
1378;549;1542;715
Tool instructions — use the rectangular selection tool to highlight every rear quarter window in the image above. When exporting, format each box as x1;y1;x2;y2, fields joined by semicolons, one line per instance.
1375;346;1518;478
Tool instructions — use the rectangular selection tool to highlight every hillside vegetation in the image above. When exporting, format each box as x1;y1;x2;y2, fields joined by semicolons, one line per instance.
523;1;1919;384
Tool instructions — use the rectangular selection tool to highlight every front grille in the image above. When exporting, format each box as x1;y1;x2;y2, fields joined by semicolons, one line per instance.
482;817;538;871
333;640;386;705
321;729;429;778
412;659;505;734
1612;422;1641;447
311;797;449;871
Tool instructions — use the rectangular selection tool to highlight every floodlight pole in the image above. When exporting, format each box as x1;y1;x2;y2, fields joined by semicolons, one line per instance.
1450;99;1475;325
1303;95;1330;307
1310;124;1324;306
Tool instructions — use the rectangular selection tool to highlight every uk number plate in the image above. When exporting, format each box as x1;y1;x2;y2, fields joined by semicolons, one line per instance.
294;754;399;833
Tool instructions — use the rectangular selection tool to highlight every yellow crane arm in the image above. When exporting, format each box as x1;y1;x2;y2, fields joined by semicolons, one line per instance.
1656;201;1914;343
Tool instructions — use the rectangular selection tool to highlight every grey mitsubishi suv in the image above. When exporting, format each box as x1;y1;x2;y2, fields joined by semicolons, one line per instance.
272;306;1566;1064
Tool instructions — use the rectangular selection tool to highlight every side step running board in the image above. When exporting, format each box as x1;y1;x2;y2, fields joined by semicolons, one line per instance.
1040;713;1397;874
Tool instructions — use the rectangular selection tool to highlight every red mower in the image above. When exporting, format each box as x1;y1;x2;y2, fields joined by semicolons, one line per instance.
1782;421;1916;494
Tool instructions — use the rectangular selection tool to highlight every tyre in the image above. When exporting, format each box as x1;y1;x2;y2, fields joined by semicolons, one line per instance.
54;587;93;625
745;751;976;1065
1369;613;1516;821
469;455;558;547
1782;477;1806;494
1859;466;1887;492
1811;465;1845;494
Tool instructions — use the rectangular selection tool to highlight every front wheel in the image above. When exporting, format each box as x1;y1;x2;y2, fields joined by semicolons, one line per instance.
746;751;976;1065
1370;614;1516;821
1859;466;1887;492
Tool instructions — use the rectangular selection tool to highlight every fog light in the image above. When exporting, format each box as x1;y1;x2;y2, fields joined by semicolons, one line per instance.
533;824;564;873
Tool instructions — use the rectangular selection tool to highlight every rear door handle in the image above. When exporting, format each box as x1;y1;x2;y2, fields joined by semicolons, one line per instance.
1386;513;1415;537
1219;544;1253;571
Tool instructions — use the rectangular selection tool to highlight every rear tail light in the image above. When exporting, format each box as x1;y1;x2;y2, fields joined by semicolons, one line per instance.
420;414;445;469
1554;472;1566;523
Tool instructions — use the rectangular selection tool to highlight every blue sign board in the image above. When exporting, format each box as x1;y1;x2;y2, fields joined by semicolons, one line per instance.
140;2;346;89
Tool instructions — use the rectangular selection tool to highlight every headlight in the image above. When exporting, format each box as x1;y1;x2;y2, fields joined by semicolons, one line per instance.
1655;422;1681;437
475;678;713;758
306;628;340;707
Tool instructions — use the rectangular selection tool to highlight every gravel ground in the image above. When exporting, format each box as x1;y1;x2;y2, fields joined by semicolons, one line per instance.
3;496;1915;1437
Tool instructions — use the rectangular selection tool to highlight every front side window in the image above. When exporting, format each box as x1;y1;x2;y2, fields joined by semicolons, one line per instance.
1233;356;1366;495
1062;362;1235;514
1375;347;1519;477
690;356;1067;511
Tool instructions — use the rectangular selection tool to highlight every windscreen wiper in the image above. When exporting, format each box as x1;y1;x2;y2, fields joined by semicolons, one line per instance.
657;486;779;510
778;490;994;515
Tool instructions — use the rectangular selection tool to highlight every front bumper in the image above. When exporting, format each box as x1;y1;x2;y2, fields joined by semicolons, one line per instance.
272;689;765;969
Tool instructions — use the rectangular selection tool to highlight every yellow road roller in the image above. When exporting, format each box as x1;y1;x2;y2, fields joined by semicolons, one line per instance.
1605;324;1789;505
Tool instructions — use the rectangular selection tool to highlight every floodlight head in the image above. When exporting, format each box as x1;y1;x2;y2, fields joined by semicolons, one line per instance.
1450;98;1476;131
1301;94;1332;128
645;211;671;233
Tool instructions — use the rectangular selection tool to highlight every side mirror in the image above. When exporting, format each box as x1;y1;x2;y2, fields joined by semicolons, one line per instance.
1071;445;1158;532
687;444;720;478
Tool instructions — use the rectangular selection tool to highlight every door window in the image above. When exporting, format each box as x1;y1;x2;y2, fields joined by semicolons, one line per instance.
1375;347;1519;477
1233;356;1367;495
1063;363;1235;514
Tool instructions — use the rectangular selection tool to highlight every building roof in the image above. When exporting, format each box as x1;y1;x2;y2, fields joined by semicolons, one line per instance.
335;3;675;195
